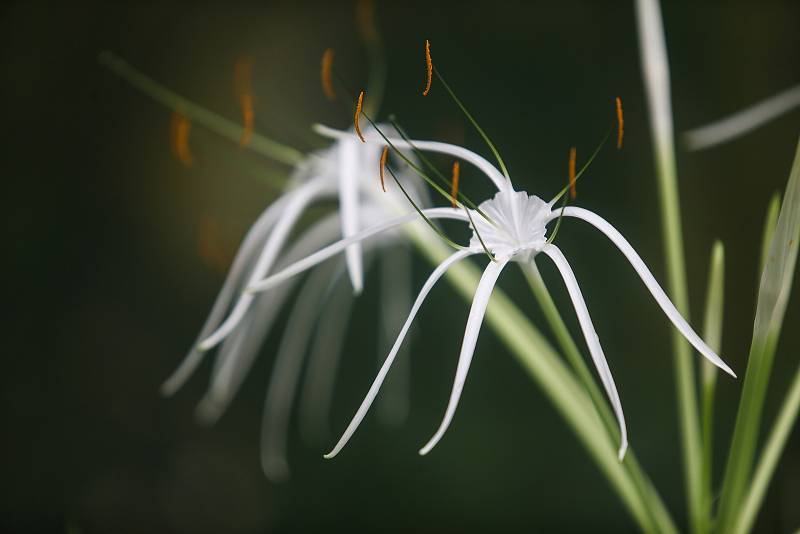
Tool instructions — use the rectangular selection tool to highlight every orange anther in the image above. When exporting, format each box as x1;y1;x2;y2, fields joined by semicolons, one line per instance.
379;145;389;192
616;96;624;149
422;39;432;96
321;48;337;101
355;0;377;43
239;93;254;147
170;111;194;168
355;91;366;142
234;56;255;147
568;147;577;199
450;161;460;207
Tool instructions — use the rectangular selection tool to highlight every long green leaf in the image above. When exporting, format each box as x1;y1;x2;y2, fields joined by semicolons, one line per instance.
699;241;725;534
716;138;800;532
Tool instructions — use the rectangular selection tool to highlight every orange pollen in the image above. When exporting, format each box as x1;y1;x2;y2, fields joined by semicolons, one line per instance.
568;147;577;199
379;145;389;192
239;93;254;147
321;48;337;101
616;96;624;149
355;91;366;142
423;39;432;96
450;161;460;207
170;111;194;168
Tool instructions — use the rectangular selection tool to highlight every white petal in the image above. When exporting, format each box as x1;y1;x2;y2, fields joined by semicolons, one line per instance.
160;193;293;396
561;206;736;378
684;84;800;151
259;259;341;482
246;207;467;295
338;137;364;293
198;212;346;420
419;258;508;456
198;177;329;352
314;123;508;192
542;244;628;460
298;261;356;444
325;249;475;459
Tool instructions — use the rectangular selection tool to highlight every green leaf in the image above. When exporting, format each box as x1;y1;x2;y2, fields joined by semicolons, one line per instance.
715;138;800;533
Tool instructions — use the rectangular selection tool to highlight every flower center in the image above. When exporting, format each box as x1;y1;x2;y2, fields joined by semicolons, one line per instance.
469;189;552;261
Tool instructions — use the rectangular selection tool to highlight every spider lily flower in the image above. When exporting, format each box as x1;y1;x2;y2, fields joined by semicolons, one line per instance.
247;124;737;461
160;122;430;480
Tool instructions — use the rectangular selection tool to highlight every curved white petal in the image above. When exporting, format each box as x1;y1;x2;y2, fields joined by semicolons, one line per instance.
198;177;329;352
419;258;508;456
314;123;508;192
338;137;364;292
298;262;356;444
325;249;475;459
684;84;800;151
259;260;341;482
560;206;736;378
541;244;628;460
160;193;293;396
198;212;346;419
246;207;468;294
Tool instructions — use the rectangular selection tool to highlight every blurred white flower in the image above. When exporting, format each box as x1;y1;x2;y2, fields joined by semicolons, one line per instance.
249;125;737;461
161;123;430;481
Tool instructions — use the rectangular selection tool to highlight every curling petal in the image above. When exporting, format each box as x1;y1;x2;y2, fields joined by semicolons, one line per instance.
560;206;736;378
246;207;467;294
325;249;475;459
542;244;628;459
338;137;364;293
314;123;508;191
419;258;508;456
198;177;329;352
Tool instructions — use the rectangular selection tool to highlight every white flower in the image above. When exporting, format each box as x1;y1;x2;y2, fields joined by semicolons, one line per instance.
247;125;737;461
161;123;429;481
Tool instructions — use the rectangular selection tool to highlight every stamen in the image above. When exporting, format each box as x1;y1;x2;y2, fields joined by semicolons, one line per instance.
355;91;366;142
450;161;460;207
379;145;389;192
321;48;337;101
233;57;254;147
569;147;577;199
422;39;432;96
355;0;377;43
170;111;194;167
616;96;624;149
239;93;254;147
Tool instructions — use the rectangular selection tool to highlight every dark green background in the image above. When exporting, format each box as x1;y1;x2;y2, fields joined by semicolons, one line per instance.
4;1;799;532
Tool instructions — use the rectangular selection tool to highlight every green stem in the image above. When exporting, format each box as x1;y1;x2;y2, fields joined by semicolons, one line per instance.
759;192;782;277
520;261;678;534
699;241;725;533
734;361;800;534
98;51;305;167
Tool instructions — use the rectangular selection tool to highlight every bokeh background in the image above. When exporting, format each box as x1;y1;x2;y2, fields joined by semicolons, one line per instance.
4;1;799;532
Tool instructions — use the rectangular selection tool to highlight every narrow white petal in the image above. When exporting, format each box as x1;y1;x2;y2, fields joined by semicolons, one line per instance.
542;244;628;460
419;258;508;456
325;249;474;459
198;213;346;419
160;193;293;396
314;123;508;191
198;178;328;352
259;259;340;482
246;208;467;294
298;262;356;444
561;206;736;378
684;84;800;151
338;138;364;292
